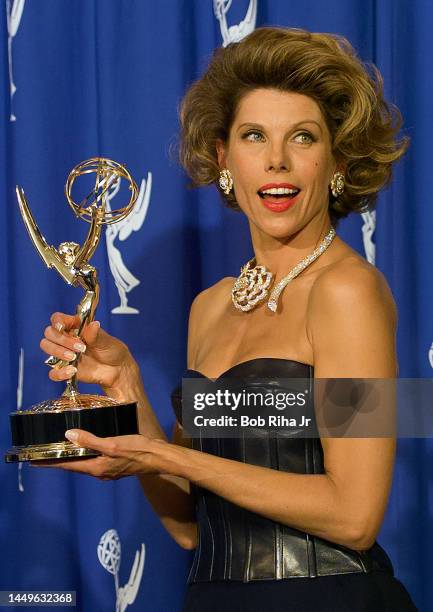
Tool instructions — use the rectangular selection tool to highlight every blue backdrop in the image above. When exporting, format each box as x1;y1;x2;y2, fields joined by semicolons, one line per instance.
0;1;431;610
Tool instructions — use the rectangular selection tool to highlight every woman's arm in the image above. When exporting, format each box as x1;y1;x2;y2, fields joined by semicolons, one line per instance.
148;262;398;551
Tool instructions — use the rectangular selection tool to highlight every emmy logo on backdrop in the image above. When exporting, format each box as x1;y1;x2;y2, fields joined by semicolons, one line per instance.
6;0;25;121
105;172;152;314
213;0;257;47
361;210;376;265
97;529;145;612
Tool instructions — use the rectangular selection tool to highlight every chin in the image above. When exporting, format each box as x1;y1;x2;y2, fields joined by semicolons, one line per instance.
257;219;299;240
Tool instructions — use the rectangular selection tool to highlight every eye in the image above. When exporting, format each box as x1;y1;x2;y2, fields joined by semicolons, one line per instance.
293;132;314;145
242;130;265;143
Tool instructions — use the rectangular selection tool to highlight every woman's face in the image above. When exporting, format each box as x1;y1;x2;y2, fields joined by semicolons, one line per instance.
217;88;337;239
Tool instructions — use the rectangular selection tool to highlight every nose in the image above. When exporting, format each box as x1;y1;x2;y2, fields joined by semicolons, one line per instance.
265;141;290;173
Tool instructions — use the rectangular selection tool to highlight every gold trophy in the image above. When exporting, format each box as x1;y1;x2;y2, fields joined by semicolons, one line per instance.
5;158;140;462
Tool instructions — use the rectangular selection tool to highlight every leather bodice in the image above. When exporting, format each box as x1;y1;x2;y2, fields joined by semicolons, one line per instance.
171;358;394;583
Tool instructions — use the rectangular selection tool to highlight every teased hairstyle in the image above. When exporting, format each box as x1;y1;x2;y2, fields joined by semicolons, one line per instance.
179;27;408;227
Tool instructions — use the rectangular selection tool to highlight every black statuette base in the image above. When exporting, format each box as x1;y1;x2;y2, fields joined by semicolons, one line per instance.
5;402;138;463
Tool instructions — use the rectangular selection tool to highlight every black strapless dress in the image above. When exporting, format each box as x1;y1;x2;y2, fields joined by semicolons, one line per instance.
171;358;417;612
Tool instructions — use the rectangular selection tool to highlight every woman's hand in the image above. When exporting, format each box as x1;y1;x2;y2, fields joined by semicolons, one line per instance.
32;430;174;480
40;312;136;392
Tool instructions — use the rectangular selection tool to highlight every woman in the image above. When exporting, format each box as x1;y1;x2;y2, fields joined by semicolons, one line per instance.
38;28;417;611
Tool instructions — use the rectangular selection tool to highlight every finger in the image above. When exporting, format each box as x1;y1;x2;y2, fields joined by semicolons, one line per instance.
50;312;82;334
49;365;77;382
65;429;118;456
40;338;77;362
44;326;87;354
80;321;100;347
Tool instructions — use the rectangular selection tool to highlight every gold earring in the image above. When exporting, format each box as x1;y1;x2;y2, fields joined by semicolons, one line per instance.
219;169;233;195
330;171;345;198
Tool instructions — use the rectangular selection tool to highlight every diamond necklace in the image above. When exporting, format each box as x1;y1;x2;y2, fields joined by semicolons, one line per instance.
231;226;336;313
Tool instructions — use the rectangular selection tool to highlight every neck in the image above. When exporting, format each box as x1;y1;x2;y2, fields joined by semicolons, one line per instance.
249;215;334;281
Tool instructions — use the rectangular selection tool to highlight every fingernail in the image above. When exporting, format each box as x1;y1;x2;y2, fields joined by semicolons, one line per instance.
55;322;64;332
93;321;100;329
64;366;77;377
65;430;78;442
73;343;86;353
64;350;77;360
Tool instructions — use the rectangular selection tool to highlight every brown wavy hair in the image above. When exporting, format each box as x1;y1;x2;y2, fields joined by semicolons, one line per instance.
179;27;408;227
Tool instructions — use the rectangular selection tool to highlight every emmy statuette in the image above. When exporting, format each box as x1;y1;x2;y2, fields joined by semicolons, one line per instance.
5;158;140;462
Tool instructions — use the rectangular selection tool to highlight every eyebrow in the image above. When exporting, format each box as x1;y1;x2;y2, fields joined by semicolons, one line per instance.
237;120;323;133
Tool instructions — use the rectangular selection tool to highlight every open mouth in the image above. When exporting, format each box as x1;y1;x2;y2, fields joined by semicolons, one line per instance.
257;187;301;202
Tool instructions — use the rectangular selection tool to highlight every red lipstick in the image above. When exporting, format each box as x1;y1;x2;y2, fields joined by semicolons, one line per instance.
258;182;300;191
257;182;301;213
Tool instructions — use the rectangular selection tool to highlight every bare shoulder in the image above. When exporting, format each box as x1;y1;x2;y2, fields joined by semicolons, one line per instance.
307;256;398;377
309;255;397;324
